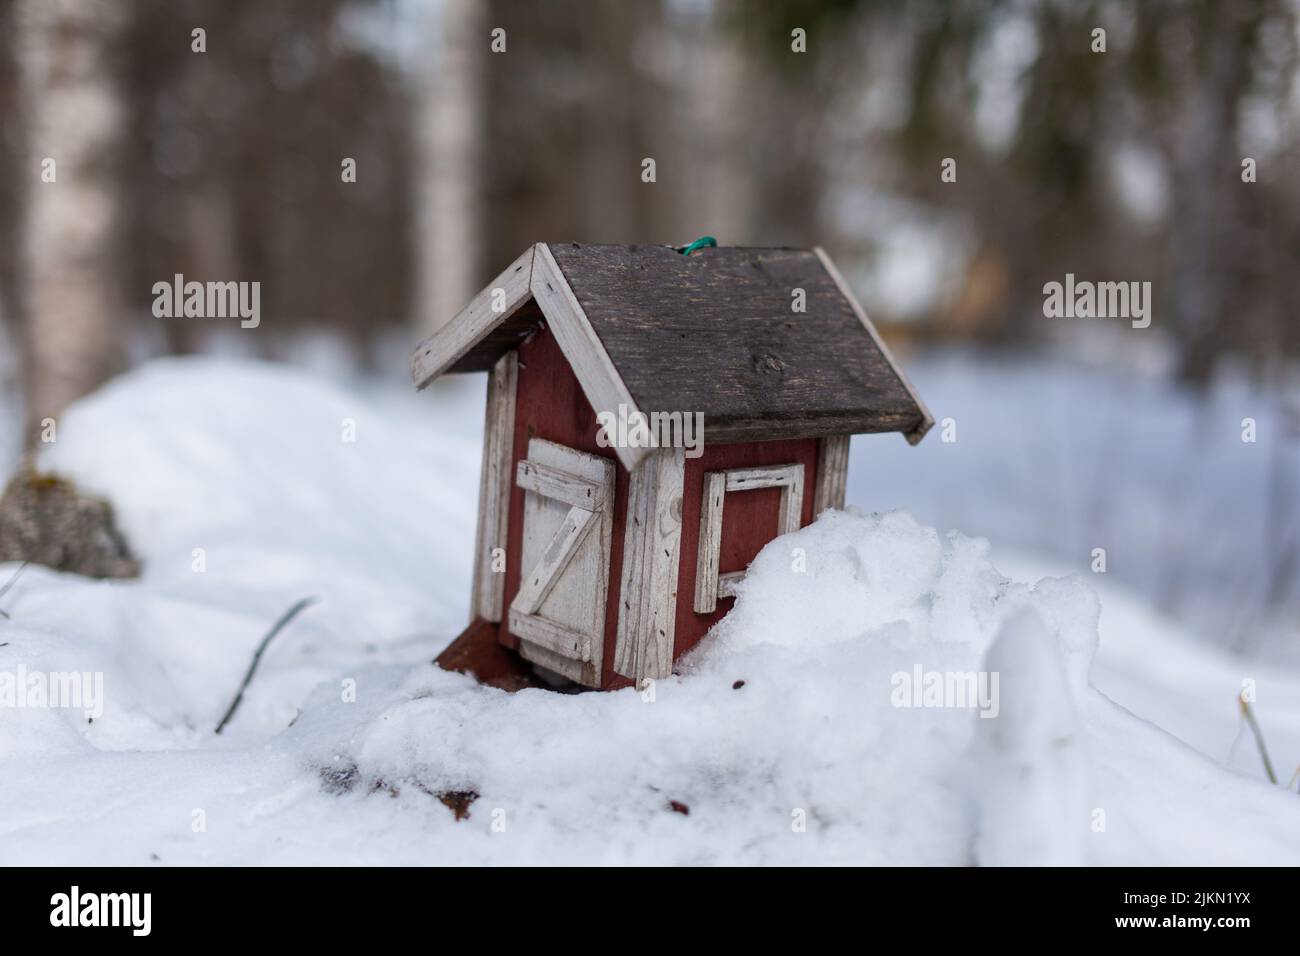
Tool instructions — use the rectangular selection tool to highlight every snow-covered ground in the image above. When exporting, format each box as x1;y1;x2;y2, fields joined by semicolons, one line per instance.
855;350;1300;665
0;356;1296;865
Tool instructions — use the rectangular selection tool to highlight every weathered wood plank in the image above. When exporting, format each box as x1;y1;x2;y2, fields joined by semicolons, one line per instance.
515;458;605;510
527;436;609;483
724;463;803;493
509;438;614;688
415;244;930;445
813;434;850;513
517;635;593;686
692;471;727;614
694;463;804;611
531;244;647;471
510;505;597;615
813;247;934;444
723;463;803;532
717;571;745;599
470;351;518;623
509;609;591;661
614;447;685;682
545;243;929;443
778;465;804;534
411;246;535;388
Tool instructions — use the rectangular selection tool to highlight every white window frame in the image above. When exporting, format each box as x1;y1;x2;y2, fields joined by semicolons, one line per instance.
693;463;805;614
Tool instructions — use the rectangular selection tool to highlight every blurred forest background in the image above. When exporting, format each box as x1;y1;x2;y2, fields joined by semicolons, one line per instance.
1;0;1298;657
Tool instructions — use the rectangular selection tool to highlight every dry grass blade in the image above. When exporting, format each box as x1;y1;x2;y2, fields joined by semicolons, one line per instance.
1238;696;1278;785
214;596;318;735
0;561;29;619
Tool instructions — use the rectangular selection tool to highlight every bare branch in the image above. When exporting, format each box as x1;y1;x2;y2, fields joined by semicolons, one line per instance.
214;596;318;735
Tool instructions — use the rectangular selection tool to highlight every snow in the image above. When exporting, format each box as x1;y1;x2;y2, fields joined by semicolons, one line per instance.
1;355;1297;865
973;609;1086;867
853;350;1300;664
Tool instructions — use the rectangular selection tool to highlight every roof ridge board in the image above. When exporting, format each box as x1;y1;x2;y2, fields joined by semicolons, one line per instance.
529;243;649;471
410;244;538;389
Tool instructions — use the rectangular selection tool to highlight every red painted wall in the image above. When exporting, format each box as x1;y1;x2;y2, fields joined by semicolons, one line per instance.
499;323;631;689
502;324;822;689
673;438;820;661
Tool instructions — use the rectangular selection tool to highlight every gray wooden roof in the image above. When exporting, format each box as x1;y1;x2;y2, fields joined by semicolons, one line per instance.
411;243;932;462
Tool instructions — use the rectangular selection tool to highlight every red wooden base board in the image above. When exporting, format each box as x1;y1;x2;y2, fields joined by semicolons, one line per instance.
435;617;550;692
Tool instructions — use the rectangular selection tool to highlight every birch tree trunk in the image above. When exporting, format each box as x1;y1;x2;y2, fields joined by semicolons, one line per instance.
416;0;484;337
0;0;21;342
18;0;128;444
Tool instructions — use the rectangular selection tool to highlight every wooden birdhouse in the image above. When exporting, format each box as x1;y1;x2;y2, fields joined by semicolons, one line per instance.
411;243;932;691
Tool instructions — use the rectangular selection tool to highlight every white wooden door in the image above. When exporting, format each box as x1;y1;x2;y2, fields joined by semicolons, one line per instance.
508;438;615;687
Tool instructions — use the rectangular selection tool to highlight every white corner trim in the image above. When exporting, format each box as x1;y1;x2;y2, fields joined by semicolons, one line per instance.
410;245;537;389
613;446;685;682
530;243;649;471
693;462;805;614
469;351;518;622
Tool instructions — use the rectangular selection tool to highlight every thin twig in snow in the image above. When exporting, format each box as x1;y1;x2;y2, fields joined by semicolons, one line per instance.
1239;696;1278;785
214;596;318;735
0;561;30;619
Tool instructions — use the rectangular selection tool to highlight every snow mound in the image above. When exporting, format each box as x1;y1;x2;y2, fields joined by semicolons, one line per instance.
290;509;1113;864
5;358;482;757
1;357;1296;865
973;609;1085;866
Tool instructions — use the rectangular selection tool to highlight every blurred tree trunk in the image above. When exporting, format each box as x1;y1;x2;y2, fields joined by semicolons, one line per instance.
578;3;639;241
684;15;756;243
416;0;484;337
1167;0;1253;386
18;0;128;444
0;0;21;340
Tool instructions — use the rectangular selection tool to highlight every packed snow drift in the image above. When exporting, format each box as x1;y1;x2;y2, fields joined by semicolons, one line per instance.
0;357;1296;865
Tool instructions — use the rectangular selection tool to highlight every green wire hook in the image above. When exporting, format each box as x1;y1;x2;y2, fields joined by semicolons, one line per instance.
676;236;717;256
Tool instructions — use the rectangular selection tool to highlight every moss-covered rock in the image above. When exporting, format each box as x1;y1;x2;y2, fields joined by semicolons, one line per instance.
0;467;139;578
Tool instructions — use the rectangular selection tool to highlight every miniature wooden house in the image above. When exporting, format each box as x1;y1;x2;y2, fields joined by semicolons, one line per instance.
411;243;932;691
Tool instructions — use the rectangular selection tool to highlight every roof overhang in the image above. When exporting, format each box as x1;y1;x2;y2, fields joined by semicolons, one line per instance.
411;243;934;470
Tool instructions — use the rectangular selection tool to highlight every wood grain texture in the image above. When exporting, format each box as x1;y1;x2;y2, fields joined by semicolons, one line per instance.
716;571;745;599
531;243;647;470
509;610;590;661
813;435;850;513
470;351;518;623
510;505;597;615
509;437;614;688
723;468;792;490
545;243;929;443
415;243;931;447
813;247;934;444
613;446;685;682
515;458;605;510
723;463;804;532
673;437;820;660
411;246;536;387
692;471;727;614
498;325;633;690
694;463;804;612
515;637;589;686
777;466;804;535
